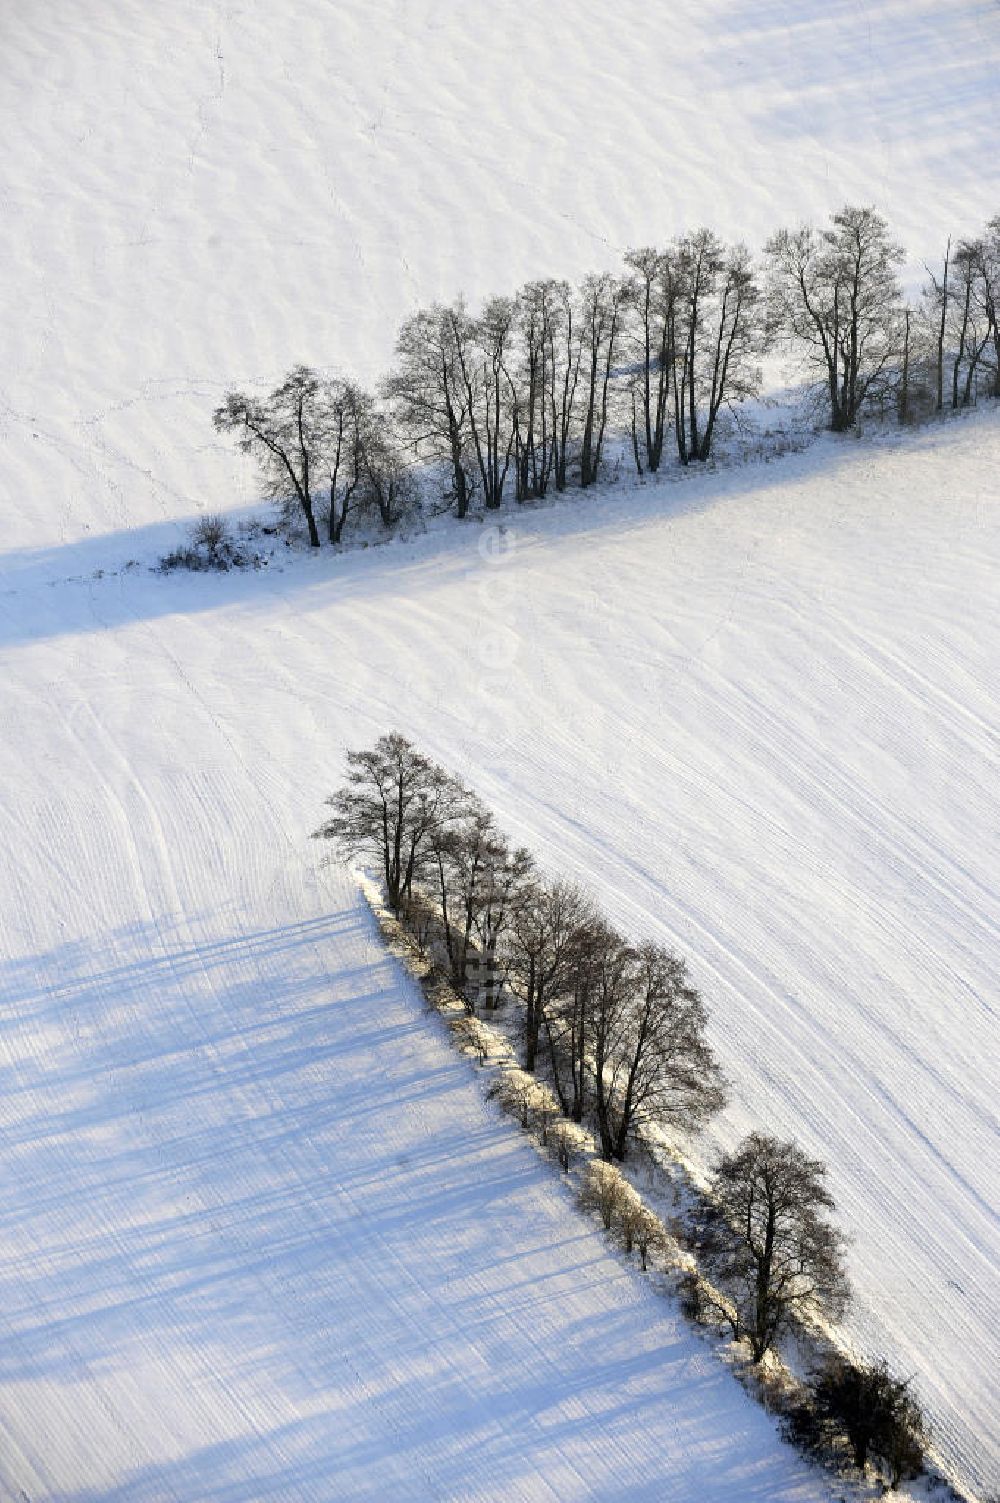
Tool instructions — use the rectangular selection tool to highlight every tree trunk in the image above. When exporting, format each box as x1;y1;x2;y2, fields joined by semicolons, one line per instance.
523;957;539;1072
301;502;320;548
673;357;688;464
630;391;643;477
953;277;972;410
936;239;950;413
751;1204;776;1362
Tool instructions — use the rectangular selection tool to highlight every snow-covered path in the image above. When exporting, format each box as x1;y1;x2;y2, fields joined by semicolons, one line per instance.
1;415;997;1498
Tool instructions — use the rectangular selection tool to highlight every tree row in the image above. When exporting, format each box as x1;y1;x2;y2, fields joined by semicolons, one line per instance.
315;730;929;1489
314;731;843;1359
215;206;1000;547
314;731;725;1162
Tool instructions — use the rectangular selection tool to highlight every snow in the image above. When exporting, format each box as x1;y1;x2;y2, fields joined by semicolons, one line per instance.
2;1;999;1499
0;594;837;1503
3;415;998;1499
0;883;827;1503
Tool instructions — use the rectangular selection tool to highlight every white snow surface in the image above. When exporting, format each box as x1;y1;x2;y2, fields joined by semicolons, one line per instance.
2;2;999;1500
2;417;998;1500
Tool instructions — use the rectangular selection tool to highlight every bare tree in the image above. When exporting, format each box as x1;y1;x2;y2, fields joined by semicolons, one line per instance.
569;919;637;1152
635;1205;671;1271
978;215;1000;397
548;1117;585;1172
542;914;615;1122
357;411;416;530
601;943;725;1160
578;272;629;487
384;303;473;518
448;1012;492;1065
765;206;904;432
426;799;530;997
509;280;563;500
317;378;370;544
503;876;594;1072
214;364;326;547
490;1067;557;1130
314;733;460;911
548;280;583;492
789;1356;927;1487
924;237;951;413
425;793;494;990
694;1134;850;1362
540;918;724;1150
615;1184;644;1255
472;840;533;1004
673;231;764;463
456;296;518;510
949;239;991;409
895;305;912;424
578;1158;632;1230
623;246;680;474
506;277;585;495
574;931;725;1161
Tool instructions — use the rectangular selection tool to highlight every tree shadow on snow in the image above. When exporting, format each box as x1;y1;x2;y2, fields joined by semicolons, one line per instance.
0;419;945;651
0;908;817;1503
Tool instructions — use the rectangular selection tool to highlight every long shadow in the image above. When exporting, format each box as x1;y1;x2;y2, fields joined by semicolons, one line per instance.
0;416;963;651
58;1336;804;1503
0;908;819;1502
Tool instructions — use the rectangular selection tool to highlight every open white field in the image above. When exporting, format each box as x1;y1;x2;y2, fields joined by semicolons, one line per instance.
2;0;999;1498
2;415;998;1499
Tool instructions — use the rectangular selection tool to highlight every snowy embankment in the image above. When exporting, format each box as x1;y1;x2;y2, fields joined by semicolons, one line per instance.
1;413;998;1501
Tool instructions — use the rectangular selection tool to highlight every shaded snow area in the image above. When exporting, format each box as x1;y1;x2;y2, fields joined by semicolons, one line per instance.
2;1;999;1499
0;876;829;1502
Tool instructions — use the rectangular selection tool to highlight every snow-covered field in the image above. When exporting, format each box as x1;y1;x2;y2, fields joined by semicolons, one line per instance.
3;417;998;1500
0;669;834;1503
2;2;999;1500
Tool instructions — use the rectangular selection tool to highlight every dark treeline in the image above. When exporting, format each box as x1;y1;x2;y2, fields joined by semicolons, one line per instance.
313;731;726;1163
215;206;1000;548
314;731;929;1491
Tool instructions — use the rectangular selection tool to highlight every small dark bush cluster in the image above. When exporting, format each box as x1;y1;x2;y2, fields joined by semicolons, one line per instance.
159;514;266;573
784;1356;927;1488
215;206;999;548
